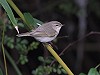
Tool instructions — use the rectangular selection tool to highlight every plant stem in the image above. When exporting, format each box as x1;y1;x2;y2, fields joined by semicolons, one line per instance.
45;44;74;75
5;50;23;75
6;0;32;30
6;0;26;23
1;20;22;75
1;21;8;75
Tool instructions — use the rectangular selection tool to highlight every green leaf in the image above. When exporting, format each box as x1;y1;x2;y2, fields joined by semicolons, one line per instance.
0;68;3;75
19;55;28;65
61;68;67;74
9;43;14;49
52;68;56;72
38;56;44;62
7;42;14;49
28;42;39;50
9;38;14;43
0;19;4;25
45;59;52;64
57;68;61;74
0;0;17;26
88;68;99;75
16;38;21;43
24;13;43;29
20;39;28;44
79;73;86;75
32;17;43;25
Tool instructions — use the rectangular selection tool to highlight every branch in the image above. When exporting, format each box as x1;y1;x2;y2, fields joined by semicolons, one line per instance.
50;31;100;66
45;43;74;75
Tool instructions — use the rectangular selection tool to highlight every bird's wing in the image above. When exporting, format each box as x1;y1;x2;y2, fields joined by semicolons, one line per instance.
30;30;55;37
30;28;56;37
30;23;56;37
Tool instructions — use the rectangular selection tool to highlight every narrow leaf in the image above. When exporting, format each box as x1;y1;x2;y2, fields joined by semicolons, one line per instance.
79;73;86;75
24;13;43;29
0;0;17;31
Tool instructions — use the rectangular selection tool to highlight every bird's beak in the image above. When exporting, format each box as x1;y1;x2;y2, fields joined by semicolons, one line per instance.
61;24;64;27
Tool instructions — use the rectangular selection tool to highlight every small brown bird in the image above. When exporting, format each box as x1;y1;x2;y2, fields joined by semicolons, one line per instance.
17;21;63;42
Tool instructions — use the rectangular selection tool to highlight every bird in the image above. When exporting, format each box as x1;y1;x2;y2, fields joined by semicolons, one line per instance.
16;21;63;42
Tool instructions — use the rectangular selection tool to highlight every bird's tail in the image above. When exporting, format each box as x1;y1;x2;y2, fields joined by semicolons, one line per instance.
16;32;31;37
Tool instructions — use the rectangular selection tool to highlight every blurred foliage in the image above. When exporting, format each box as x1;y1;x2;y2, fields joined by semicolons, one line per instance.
32;56;66;75
58;0;78;15
79;67;100;75
0;68;3;75
0;16;39;65
88;0;100;17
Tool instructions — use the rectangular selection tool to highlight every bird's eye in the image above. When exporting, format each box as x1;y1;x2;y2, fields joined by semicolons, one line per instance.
56;24;59;26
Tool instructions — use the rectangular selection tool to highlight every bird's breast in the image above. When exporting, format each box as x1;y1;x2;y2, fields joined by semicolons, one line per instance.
34;35;57;42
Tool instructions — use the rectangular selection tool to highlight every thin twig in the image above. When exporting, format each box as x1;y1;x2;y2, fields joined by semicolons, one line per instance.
50;31;100;66
1;21;8;75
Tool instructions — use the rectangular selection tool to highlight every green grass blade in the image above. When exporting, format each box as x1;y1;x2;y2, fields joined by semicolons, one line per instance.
24;13;43;29
0;0;17;26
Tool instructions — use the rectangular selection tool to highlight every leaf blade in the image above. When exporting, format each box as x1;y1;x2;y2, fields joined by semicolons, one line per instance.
24;13;43;29
0;0;17;26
